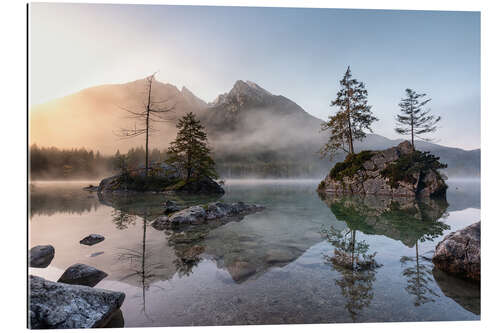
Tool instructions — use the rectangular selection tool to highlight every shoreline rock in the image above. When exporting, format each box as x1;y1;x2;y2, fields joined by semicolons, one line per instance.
29;245;55;268
318;141;447;198
152;201;264;230
29;275;125;329
432;222;480;282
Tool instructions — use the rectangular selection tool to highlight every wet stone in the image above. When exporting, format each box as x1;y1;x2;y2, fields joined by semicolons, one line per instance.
57;263;108;287
29;245;55;268
80;234;105;246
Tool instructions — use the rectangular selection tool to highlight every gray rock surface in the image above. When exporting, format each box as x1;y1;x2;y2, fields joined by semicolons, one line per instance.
152;201;264;230
164;200;181;214
319;141;447;197
433;222;480;281
29;245;55;268
57;263;108;287
80;234;105;246
29;275;125;329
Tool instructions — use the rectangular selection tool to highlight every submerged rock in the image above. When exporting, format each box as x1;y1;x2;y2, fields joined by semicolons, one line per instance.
318;141;447;198
164;200;181;214
57;263;108;287
29;245;55;268
432;222;480;282
80;234;105;246
29;275;125;329
169;205;207;225
432;268;480;315
152;201;264;230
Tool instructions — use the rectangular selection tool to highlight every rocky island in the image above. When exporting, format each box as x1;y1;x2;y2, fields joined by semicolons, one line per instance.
317;141;448;198
97;162;224;195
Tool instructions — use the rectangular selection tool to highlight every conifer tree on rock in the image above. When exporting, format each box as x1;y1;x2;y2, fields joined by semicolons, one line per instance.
395;88;441;149
320;66;378;159
167;112;218;182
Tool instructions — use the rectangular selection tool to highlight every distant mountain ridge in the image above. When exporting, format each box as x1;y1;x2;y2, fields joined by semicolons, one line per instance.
29;78;480;178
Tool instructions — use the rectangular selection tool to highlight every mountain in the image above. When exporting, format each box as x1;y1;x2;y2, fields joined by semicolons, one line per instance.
29;78;207;154
29;78;480;178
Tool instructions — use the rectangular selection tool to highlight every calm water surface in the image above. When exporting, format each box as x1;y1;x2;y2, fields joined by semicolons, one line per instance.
29;179;480;326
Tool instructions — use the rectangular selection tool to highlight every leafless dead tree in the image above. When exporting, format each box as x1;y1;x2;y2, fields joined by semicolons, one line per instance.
116;73;175;176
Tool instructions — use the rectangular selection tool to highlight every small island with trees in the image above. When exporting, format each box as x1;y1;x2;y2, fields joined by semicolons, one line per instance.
96;75;224;195
318;66;447;198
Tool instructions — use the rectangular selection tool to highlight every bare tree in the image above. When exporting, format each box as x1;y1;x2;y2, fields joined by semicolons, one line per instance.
116;73;175;177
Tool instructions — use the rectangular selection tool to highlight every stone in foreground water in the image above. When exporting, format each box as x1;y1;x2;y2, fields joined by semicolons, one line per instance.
80;234;105;246
57;263;108;287
29;275;125;329
29;245;55;268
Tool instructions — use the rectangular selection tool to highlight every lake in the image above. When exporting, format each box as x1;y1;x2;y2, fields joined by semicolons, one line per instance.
28;179;480;326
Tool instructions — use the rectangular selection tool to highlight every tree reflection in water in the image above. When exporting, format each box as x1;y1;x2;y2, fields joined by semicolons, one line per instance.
320;194;451;315
321;226;381;322
114;210;163;320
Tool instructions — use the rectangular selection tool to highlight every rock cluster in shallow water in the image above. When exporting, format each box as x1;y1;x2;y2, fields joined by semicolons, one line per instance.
152;201;264;230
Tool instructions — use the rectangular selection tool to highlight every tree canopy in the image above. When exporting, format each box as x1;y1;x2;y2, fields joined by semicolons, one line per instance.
167;112;217;181
320;66;378;159
395;88;441;148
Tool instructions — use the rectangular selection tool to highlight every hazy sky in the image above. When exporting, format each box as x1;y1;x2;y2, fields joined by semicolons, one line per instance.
30;3;480;149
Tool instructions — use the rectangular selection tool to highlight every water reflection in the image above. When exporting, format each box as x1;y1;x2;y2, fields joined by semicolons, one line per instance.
29;181;480;325
320;193;451;311
319;193;450;247
30;183;100;217
321;226;381;321
432;268;480;315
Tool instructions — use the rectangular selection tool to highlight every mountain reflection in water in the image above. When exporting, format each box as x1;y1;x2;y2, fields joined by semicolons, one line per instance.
29;180;480;326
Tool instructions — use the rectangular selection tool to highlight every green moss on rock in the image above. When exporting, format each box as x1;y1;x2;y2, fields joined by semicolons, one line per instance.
329;150;374;181
381;150;447;189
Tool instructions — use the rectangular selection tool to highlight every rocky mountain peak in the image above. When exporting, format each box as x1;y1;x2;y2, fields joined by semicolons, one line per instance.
181;86;207;109
210;80;273;108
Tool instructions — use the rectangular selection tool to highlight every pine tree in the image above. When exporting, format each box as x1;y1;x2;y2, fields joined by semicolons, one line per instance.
395;89;441;149
167;112;217;182
320;66;377;159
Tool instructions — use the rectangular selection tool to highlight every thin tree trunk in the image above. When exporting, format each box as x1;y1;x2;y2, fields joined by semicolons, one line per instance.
346;85;354;155
410;98;415;151
145;77;152;177
351;230;356;269
141;216;147;312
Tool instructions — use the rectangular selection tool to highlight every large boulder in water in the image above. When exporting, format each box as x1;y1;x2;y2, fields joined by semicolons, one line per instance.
29;245;55;268
29;275;125;329
57;263;108;287
433;222;480;282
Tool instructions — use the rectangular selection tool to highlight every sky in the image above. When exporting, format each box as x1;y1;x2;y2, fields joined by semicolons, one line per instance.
30;3;480;150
